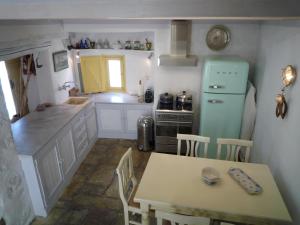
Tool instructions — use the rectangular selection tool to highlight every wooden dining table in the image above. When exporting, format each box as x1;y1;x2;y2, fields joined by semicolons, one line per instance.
134;153;292;225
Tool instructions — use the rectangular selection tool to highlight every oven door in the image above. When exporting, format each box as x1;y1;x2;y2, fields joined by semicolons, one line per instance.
156;121;178;137
155;121;193;154
155;121;177;153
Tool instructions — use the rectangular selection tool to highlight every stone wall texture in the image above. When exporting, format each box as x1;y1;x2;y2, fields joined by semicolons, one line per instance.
0;82;34;224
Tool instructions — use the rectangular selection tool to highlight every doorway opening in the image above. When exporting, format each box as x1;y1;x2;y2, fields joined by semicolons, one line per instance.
0;61;16;120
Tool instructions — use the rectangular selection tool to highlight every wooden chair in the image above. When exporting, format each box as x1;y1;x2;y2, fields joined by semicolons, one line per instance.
177;134;210;157
216;138;253;162
156;210;210;225
116;148;141;225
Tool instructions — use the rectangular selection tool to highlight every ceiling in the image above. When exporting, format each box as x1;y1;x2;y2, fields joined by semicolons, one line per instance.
0;0;299;20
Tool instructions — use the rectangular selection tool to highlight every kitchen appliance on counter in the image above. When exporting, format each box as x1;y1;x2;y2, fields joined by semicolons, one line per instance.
155;93;193;154
145;88;154;103
200;56;249;158
176;91;192;110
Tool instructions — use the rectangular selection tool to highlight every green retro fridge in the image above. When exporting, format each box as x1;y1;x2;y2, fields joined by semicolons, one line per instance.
200;56;249;158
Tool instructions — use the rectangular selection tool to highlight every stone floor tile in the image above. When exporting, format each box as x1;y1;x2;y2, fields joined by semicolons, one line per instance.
60;179;85;201
31;138;150;225
31;207;68;225
82;208;123;225
55;209;88;225
72;194;123;211
75;163;97;177
103;175;119;198
87;165;116;186
79;182;107;196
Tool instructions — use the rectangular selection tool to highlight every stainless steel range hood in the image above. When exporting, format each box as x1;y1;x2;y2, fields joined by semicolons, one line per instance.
158;20;197;67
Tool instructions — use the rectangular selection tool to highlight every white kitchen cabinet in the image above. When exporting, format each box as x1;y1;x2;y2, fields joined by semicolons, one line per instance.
124;104;152;134
35;139;63;208
18;102;98;217
96;104;125;137
56;125;76;177
86;107;98;142
96;103;153;139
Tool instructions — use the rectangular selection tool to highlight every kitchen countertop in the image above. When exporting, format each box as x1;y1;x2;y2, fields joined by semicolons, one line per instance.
11;92;153;156
11;101;91;156
91;92;153;105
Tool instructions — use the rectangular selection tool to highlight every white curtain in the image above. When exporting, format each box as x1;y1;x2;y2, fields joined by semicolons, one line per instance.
240;82;256;140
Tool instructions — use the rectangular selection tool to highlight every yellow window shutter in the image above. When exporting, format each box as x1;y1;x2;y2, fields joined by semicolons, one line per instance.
80;56;107;93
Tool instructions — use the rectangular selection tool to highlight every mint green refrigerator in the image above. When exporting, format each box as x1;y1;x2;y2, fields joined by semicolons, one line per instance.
200;56;249;158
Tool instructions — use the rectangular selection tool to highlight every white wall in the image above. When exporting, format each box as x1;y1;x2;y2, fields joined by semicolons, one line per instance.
252;21;300;225
65;24;160;96
25;74;41;112
35;49;56;104
49;40;75;104
77;49;154;95
0;82;34;225
154;22;260;131
65;22;260;113
14;39;75;111
0;22;72;107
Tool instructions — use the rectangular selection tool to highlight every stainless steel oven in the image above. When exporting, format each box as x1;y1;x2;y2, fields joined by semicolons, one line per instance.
155;110;193;154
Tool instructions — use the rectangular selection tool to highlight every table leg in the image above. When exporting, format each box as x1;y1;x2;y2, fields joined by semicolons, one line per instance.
140;203;150;225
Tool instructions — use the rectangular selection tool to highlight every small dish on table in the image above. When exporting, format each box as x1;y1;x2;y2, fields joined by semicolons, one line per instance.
202;167;220;185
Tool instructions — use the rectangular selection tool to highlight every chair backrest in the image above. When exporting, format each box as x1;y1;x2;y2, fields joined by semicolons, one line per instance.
177;134;210;157
156;210;210;225
216;138;253;162
116;148;137;208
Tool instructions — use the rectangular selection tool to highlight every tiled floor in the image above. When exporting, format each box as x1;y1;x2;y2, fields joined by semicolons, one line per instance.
31;139;151;225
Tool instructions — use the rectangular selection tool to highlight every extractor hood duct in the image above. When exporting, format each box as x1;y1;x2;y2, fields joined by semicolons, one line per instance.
158;20;197;67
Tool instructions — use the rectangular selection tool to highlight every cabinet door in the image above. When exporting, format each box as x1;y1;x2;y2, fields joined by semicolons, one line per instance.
56;127;76;177
86;108;97;142
124;105;152;134
96;104;124;136
35;141;63;206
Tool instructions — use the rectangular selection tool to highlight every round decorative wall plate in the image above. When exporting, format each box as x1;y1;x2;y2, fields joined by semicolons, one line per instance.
206;25;231;51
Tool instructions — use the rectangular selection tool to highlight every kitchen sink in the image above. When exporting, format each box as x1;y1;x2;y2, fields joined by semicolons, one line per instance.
65;97;89;105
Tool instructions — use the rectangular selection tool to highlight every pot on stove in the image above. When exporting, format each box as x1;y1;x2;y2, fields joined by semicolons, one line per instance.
176;91;192;110
159;92;174;109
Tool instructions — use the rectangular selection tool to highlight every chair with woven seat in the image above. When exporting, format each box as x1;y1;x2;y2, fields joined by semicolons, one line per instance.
156;210;210;225
116;148;141;225
177;133;210;157
216;138;253;162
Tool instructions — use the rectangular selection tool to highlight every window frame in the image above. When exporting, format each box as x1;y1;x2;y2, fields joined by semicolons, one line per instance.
103;55;126;92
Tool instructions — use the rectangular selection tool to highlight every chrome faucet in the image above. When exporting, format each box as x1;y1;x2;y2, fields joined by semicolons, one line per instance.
58;81;77;91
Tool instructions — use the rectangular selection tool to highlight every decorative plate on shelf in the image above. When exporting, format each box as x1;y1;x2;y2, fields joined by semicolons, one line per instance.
206;25;230;51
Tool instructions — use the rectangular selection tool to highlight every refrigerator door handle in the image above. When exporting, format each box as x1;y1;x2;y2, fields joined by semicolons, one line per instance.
209;85;224;89
208;99;224;104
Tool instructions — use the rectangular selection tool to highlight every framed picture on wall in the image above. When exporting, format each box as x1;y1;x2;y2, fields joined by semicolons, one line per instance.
53;50;69;72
